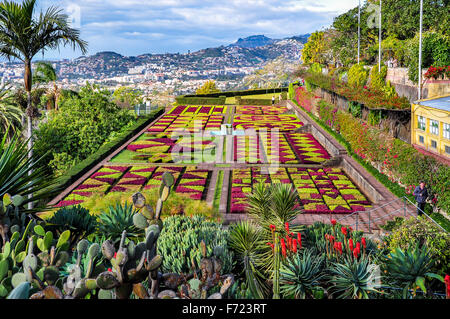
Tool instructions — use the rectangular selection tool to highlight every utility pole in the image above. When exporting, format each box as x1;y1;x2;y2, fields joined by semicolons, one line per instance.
418;0;423;100
378;0;382;72
358;0;361;64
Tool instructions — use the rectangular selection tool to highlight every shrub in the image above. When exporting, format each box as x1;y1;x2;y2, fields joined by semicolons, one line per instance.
386;217;450;275
348;64;369;87
44;205;98;246
96;202;143;244
369;65;387;91
157;215;234;275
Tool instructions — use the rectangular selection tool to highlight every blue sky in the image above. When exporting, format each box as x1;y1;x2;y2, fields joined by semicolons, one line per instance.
35;0;359;60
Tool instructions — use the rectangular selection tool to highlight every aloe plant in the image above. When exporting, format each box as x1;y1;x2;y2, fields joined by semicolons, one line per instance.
384;244;444;298
228;221;269;299
327;256;380;299
280;249;324;299
97;203;143;244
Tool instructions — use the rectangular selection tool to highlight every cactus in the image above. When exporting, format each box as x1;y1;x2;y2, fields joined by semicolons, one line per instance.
0;194;29;247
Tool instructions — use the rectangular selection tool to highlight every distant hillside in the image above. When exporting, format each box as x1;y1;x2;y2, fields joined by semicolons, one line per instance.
54;34;310;80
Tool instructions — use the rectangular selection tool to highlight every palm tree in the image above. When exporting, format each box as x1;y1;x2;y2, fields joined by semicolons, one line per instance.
0;0;88;159
0;84;23;137
33;61;61;110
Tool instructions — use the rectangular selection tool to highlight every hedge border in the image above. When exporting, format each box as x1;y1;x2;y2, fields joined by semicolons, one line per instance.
175;97;226;105
45;108;164;202
183;86;290;98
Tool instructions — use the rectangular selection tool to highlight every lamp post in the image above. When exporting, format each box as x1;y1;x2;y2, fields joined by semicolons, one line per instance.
378;0;382;72
418;0;423;100
358;0;361;64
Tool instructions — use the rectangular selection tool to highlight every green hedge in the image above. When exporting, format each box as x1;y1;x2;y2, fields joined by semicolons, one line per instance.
175;96;226;105
238;98;273;106
46;108;164;203
184;87;289;98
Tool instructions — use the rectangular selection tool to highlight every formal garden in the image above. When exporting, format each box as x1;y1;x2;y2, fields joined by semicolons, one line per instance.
0;0;449;301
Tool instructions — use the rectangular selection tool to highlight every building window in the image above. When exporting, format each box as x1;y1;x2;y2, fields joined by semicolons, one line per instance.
419;135;424;144
444;123;450;140
431;140;437;149
418;116;426;131
430;120;439;135
446;145;450;155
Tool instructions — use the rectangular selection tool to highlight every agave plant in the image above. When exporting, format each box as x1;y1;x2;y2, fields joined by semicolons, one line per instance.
327;256;380;299
228;221;269;299
384;244;444;298
97;202;143;245
45;205;98;247
280;248;324;299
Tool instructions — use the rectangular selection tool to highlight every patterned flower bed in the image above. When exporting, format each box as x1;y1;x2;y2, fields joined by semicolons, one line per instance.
235;105;288;115
167;105;227;116
57;166;128;207
233;132;330;164
233;135;263;164
57;165;212;207
125;134;217;163
229;167;371;214
148;115;224;134
285;133;330;164
233;115;303;132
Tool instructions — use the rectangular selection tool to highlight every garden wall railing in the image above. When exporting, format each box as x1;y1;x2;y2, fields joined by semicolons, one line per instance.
336;196;448;234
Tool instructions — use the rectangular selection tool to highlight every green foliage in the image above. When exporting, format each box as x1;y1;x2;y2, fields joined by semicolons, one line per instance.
34;83;137;175
228;221;269;299
327;257;380;299
348;64;369;88
301;31;328;64
369;65;388;91
280;249;324;299
368;110;382;126
97;203;143;244
113;87;143;109
386;217;450;275
0;131;57;217
383;244;444;298
0;85;22;137
157;215;233;275
349;101;362;118
405;31;450;83
44;205;98;246
309;63;323;75
175;96;226;105
195;80;221;95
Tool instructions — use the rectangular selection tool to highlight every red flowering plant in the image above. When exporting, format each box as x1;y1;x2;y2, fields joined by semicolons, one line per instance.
424;65;450;80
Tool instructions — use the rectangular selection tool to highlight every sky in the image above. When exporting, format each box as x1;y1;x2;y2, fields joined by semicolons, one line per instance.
34;0;360;60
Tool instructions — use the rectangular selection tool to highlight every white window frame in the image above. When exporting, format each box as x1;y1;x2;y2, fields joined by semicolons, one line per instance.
430;119;439;135
444;123;450;140
418;116;426;131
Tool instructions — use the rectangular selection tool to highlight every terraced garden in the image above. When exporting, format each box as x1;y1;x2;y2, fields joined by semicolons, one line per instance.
55;104;373;218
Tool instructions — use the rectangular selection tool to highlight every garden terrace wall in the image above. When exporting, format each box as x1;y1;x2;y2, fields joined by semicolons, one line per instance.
46;108;164;205
311;86;412;143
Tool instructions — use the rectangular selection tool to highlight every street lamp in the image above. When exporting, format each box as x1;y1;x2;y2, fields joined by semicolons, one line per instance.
378;0;382;73
418;0;423;100
358;0;361;64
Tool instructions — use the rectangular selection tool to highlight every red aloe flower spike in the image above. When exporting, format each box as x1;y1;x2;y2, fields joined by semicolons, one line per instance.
267;242;274;251
270;225;276;232
292;239;298;253
297;233;302;249
108;268;112;272
361;237;367;249
349;239;354;252
285;222;290;233
331;219;337;226
113;252;117;259
445;275;450;299
280;238;287;258
341;227;347;237
353;248;359;258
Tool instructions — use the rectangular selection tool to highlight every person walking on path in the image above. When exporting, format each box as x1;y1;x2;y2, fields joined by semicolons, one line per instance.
272;95;275;105
413;181;429;216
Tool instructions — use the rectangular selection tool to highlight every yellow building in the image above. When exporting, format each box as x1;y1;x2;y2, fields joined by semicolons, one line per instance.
411;95;450;164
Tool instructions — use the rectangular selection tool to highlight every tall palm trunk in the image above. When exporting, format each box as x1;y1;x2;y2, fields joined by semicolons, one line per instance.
24;59;34;209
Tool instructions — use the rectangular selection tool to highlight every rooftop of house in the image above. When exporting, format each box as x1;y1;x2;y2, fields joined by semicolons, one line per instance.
416;95;450;113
